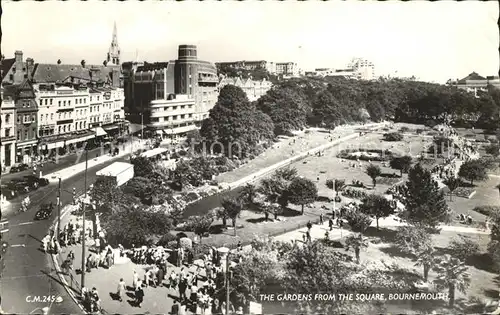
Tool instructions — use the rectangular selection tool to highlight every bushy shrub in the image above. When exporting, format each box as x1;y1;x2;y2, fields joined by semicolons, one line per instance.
416;129;424;135
383;132;404;142
449;236;480;263
157;233;178;246
344;211;372;232
472;205;500;217
342;188;367;199
400;126;410;132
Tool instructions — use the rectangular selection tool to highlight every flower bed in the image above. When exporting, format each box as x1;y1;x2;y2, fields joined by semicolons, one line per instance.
452;187;476;199
337;148;394;162
342;187;368;199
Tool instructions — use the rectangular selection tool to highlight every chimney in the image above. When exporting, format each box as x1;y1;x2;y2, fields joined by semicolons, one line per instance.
26;58;34;81
15;50;23;63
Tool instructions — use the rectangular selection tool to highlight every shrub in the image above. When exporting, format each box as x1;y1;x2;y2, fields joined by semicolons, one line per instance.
342;188;368;199
157;233;178;246
472;205;500;217
416;129;424;135
400;126;410;132
344;211;372;232
448;236;480;263
383;132;404;142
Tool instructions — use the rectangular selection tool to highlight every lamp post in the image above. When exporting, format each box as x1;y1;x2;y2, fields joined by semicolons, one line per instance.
57;178;61;243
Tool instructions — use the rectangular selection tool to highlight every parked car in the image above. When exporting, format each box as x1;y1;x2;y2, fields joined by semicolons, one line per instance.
24;175;49;187
9;164;29;173
1;185;18;200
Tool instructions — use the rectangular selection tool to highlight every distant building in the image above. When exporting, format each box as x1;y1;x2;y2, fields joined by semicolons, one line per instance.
275;62;300;77
1;87;16;168
306;58;375;81
107;22;121;66
123;45;218;141
448;72;500;97
216;60;276;74
218;76;272;102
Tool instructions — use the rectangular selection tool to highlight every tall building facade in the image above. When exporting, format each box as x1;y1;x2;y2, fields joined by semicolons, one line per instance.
0;23;125;169
348;58;375;80
218;76;272;102
123;45;218;140
0;87;16;168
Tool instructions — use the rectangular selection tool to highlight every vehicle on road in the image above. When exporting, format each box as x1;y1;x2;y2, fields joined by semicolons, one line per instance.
0;184;18;200
34;203;54;220
24;175;50;188
9;163;29;174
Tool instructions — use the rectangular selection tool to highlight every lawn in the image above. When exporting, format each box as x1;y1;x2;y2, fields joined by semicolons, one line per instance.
328;227;498;314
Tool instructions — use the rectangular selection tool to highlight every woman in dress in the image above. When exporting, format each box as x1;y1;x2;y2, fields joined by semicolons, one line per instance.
116;278;125;302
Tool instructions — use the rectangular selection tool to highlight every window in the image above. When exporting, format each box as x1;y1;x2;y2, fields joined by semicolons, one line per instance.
58;101;61;107
32;114;35;122
63;125;66;133
181;105;185;109
90;107;93;113
46;114;49;121
58;126;61;133
84;121;86;128
9;74;13;81
63;100;66;106
68;125;71;131
188;114;192;118
24;130;28;139
45;99;48;106
97;96;100;101
58;113;61;120
90;96;92;102
173;115;177;120
50;99;53;105
5;128;10;137
84;98;86;104
181;114;185;119
68;100;71;106
51;113;54;120
5;114;10;123
17;130;20;140
173;106;177;110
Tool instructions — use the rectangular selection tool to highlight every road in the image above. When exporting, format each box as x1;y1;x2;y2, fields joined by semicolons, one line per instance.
0;154;129;314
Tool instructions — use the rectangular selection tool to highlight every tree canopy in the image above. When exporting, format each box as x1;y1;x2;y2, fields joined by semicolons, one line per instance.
359;194;394;229
390;156;413;177
458;160;489;186
287;177;318;214
400;164;450;228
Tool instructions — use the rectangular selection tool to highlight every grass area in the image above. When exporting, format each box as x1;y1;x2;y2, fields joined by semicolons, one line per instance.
327;227;498;314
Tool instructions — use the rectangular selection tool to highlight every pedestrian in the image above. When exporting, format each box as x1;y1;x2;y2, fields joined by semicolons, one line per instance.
133;270;139;290
190;283;198;304
319;214;323;225
171;300;180;315
157;265;165;287
306;230;311;243
116;278;126;302
307;221;312;231
302;234;306;243
135;286;144;307
178;278;188;301
328;219;333;231
85;254;93;273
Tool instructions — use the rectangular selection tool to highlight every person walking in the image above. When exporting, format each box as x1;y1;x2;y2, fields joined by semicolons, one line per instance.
135;286;144;307
178;278;188;301
328;219;333;231
116;278;126;302
319;214;324;225
306;221;312;232
306;230;311;243
170;300;180;315
133;270;139;290
157;264;165;287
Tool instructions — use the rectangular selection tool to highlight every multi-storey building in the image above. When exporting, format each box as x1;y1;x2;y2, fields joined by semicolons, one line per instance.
123;45;218;139
275;62;300;77
216;60;276;74
218;76;272;102
0;87;16;169
447;72;500;97
3;80;38;164
348;58;375;80
306;68;357;79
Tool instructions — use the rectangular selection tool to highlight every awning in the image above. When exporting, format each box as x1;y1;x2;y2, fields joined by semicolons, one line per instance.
94;127;108;137
47;141;65;150
103;125;120;131
129;123;145;134
155;130;163;135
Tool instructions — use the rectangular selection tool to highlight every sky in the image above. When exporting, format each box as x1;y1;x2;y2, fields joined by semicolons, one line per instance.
2;1;499;83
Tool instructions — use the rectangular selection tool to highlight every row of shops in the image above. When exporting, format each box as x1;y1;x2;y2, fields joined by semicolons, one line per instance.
8;121;130;166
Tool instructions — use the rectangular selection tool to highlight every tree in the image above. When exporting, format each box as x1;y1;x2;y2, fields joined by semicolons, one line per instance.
344;210;372;233
365;164;382;187
359;194;394;229
102;206;173;248
287;177;318;215
345;234;369;264
221;197;243;235
215;206;229;229
414;246;436;282
131;156;155;178
383;132;404;141
400;164;450;228
443;176;460;201
394;225;433;257
239;184;258;207
57;59;62;65
485;144;500;157
487;211;500;271
432;254;471;307
191;214;214;244
81;59;86;68
458;160;488;186
389;156;413;177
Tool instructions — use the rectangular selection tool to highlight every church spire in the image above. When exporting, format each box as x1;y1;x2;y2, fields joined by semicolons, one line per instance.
107;21;121;66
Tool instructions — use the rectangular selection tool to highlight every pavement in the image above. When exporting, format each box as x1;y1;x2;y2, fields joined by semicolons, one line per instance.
0;139;146;314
